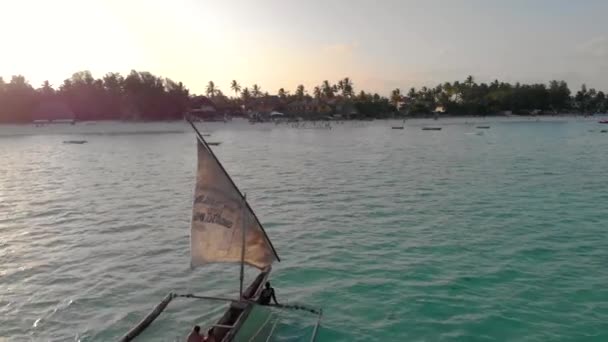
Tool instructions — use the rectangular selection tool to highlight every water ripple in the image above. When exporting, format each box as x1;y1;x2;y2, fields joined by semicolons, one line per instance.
1;120;608;341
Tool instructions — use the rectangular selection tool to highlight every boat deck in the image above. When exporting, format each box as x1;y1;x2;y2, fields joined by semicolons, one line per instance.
210;269;271;342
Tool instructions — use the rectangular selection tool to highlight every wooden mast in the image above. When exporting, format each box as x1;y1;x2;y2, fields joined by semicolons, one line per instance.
239;194;247;299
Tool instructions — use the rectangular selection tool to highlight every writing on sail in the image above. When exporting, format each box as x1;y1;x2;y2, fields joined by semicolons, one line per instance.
193;192;236;229
192;211;234;229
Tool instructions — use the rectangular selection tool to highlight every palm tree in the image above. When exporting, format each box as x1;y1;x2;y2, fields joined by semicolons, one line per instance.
465;75;475;87
241;87;251;102
39;80;54;96
322;80;334;98
278;87;287;99
357;90;367;101
206;81;217;97
407;87;417;101
252;84;262;98
313;86;322;99
436;83;452;109
390;88;401;107
341;77;353;97
230;80;241;98
337;79;345;91
575;84;589;112
295;84;305;98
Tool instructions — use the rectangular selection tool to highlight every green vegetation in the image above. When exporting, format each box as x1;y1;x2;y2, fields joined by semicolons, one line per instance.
0;70;189;123
402;77;586;115
0;72;606;123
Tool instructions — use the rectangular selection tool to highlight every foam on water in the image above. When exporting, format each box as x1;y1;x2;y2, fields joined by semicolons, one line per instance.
1;118;608;341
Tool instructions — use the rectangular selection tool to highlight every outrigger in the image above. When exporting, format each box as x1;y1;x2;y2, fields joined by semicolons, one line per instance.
120;119;322;341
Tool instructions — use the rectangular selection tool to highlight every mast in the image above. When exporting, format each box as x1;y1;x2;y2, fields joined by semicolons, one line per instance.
239;194;247;299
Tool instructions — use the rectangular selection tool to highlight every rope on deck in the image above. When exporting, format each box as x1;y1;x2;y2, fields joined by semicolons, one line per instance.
119;292;175;342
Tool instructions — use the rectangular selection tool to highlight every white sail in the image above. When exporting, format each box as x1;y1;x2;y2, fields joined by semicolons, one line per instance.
190;141;278;270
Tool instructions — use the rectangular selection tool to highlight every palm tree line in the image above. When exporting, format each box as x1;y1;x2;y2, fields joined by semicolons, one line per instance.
1;70;606;123
207;77;356;102
203;77;394;117
206;75;607;115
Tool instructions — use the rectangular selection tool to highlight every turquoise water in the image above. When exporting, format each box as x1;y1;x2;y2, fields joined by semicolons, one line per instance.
1;118;608;341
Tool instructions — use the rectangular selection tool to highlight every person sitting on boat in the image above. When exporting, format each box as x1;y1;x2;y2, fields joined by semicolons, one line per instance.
204;328;216;342
257;282;278;305
187;325;204;342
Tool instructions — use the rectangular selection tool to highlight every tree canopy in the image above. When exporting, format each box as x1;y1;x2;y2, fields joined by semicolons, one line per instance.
0;72;605;123
398;76;604;115
0;70;189;123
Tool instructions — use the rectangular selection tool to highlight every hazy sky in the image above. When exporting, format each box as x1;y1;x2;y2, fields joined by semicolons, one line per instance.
2;0;608;95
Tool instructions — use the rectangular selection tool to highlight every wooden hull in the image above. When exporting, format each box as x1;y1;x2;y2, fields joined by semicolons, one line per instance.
119;267;322;342
210;269;271;342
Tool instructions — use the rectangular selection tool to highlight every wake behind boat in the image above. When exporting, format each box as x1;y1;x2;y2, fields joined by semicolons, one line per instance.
120;119;321;342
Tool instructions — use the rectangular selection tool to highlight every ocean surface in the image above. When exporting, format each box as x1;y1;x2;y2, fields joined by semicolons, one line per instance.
1;117;608;341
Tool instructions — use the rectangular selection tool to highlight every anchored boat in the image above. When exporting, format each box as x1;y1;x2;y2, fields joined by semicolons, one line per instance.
121;119;321;341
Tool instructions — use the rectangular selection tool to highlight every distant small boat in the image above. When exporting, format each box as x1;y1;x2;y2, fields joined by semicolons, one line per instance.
599;120;608;124
207;142;221;146
422;127;442;131
601;130;608;133
63;140;87;144
391;126;404;130
476;126;490;129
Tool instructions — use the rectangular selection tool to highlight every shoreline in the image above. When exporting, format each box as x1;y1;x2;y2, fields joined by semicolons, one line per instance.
1;115;607;138
1;112;607;126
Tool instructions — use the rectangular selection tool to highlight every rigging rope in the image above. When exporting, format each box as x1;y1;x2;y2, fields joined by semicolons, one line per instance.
267;303;322;315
